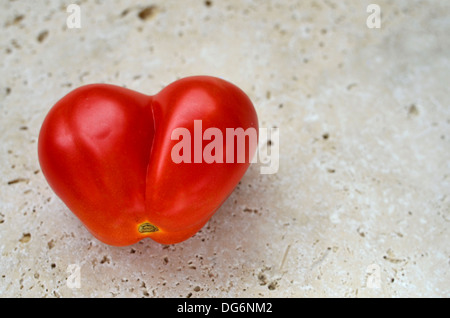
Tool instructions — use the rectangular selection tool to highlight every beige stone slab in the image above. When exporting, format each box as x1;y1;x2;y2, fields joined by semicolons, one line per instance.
0;0;449;297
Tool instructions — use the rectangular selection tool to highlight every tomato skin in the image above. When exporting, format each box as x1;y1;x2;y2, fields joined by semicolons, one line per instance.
38;76;258;246
38;84;154;246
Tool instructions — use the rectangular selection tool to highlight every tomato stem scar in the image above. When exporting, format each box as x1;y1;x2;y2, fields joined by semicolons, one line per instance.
138;222;159;233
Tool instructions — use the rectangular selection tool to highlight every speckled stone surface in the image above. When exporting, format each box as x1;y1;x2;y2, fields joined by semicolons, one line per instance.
1;0;449;297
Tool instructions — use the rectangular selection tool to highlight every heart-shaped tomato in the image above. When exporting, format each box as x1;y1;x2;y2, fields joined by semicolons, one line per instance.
38;76;258;246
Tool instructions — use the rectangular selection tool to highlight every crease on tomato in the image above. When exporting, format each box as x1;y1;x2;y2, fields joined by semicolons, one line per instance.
143;95;158;231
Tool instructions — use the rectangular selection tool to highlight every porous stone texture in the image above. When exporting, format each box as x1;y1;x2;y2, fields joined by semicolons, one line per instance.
0;0;449;297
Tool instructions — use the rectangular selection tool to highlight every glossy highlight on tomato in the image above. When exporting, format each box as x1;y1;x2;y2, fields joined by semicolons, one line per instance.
38;76;258;246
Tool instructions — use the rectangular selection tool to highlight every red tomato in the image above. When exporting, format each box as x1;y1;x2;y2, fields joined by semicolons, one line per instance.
38;76;258;246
